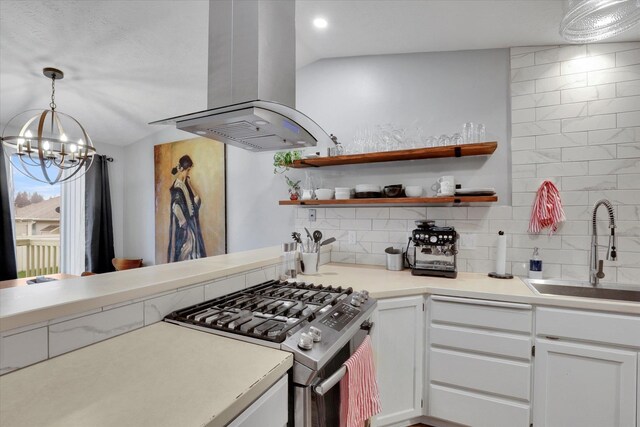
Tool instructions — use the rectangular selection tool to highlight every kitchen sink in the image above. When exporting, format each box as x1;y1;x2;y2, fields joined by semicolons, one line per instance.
525;279;640;303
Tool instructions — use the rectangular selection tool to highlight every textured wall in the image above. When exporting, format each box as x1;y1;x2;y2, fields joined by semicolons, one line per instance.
295;42;640;286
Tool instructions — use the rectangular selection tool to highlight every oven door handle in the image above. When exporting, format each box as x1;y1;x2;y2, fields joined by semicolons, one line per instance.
360;320;374;334
314;366;347;396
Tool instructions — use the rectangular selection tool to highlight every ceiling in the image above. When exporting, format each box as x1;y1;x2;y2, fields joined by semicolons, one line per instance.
1;0;638;147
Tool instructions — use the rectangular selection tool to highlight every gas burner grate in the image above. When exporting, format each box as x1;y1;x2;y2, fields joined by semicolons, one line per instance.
164;280;353;343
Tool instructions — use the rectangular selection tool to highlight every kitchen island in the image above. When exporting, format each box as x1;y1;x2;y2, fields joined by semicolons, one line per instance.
0;322;292;427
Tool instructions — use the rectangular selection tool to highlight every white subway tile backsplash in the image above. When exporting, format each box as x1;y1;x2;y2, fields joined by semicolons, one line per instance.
536;73;587;93
513;108;536;124
512;62;560;82
355;253;386;266
562;175;617;191
326;208;356;219
512;164;537;178
355;208;390;219
49;303;144;357
339;241;371;254
535;45;586;65
339;219;372;230
618;206;640;220
616;80;640;97
561;84;616;103
587;42;640;57
204;274;246;299
562;145;616;161
536;102;588;120
143;286;204;326
513;46;558;56
511;136;536;150
0;327;48;375
372;219;408;231
467;206;513;220
512;149;561;164
426;207;468;219
511;52;535;68
589;158;640;175
589;190;640;205
356;230;390;242
388;207;427;220
588;127;639;145
617;173;640;189
617;143;640;159
537;161;589;177
617;268;640;285
536;132;587;149
588;64;640;85
331;252;356;264
561;53;616;74
562;114;617;132
512;120;562;137
618;111;640;128
512;91;560;110
512;80;536;96
588;95;640;115
616;49;640;67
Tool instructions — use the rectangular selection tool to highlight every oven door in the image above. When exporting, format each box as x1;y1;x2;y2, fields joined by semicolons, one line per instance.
294;320;374;427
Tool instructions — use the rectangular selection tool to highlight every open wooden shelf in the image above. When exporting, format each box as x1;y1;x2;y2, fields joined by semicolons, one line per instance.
279;195;498;206
291;141;497;168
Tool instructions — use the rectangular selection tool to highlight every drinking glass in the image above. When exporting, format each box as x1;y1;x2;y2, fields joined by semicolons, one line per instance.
476;124;486;143
462;122;474;144
451;133;463;146
437;134;451;147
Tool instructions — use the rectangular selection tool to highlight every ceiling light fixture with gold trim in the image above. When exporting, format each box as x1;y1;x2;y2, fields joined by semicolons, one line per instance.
1;67;97;184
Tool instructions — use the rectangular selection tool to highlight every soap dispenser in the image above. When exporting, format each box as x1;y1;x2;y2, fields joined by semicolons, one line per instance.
529;247;543;279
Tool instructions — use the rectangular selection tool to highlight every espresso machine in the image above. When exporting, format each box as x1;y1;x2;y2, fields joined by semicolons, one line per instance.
409;220;458;279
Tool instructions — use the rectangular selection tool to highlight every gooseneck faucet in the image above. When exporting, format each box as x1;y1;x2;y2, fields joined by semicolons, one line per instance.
590;199;617;286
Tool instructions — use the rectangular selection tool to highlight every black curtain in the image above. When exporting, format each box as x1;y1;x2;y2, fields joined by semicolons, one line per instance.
85;155;115;273
0;145;18;280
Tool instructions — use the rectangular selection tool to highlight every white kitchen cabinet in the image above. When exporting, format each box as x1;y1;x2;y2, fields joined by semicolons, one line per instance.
228;374;288;427
371;295;424;426
426;295;533;427
533;307;640;427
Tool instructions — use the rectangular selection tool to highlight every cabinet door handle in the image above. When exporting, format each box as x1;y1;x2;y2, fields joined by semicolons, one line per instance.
431;295;532;310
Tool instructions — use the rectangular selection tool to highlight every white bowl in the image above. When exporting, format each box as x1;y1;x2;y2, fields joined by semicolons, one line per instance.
315;188;335;200
335;191;351;200
335;187;352;192
405;186;423;197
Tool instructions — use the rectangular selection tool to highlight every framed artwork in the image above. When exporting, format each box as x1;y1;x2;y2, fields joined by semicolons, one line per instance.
154;137;226;264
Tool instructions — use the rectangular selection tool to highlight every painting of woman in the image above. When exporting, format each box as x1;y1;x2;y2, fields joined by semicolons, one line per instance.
167;155;207;262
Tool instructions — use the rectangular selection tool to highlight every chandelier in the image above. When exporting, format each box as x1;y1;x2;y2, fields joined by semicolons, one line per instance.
1;67;96;184
560;0;640;43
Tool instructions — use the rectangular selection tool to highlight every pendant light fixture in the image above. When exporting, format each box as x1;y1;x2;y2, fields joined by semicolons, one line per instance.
1;67;96;184
560;0;640;43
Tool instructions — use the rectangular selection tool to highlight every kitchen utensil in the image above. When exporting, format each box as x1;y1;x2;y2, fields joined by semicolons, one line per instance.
320;237;336;246
385;247;404;271
304;227;313;242
313;230;323;244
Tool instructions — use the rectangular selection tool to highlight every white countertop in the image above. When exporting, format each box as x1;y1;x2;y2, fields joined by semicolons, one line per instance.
0;246;282;332
0;322;293;427
302;264;640;315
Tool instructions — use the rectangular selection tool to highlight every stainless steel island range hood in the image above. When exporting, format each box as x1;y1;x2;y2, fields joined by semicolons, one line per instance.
151;0;333;152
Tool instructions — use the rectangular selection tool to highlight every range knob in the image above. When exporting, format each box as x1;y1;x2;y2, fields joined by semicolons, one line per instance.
350;296;362;307
298;332;314;350
361;290;369;300
429;235;438;243
308;326;322;342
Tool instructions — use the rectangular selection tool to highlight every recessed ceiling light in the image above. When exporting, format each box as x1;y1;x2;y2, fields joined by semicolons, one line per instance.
254;120;269;126
196;130;207;135
313;17;328;29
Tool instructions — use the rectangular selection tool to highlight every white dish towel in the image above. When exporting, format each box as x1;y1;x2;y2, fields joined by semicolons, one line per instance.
340;335;382;427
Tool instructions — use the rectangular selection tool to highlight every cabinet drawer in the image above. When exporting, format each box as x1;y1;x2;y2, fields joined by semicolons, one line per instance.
430;323;532;361
429;384;530;427
430;348;531;401
430;296;532;333
536;307;640;348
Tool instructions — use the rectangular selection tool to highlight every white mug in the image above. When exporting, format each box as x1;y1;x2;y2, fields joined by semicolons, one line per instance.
432;176;455;196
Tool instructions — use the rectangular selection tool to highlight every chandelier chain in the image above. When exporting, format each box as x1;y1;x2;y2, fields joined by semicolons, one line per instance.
50;75;56;111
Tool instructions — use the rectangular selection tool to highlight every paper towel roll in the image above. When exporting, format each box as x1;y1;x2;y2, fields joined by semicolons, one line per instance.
496;231;507;276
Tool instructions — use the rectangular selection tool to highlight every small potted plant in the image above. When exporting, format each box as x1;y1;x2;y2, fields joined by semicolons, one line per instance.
273;150;302;200
285;176;301;200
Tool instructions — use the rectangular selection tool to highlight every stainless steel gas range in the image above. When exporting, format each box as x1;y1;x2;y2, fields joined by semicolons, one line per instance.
164;279;377;427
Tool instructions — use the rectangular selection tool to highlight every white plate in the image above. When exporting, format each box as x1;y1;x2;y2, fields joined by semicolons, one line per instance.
302;154;320;159
456;187;496;195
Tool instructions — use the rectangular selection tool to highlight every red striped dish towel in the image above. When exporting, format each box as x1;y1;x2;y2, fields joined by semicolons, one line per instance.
340;335;382;427
528;180;566;235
